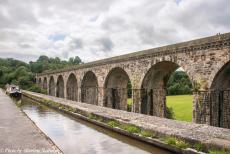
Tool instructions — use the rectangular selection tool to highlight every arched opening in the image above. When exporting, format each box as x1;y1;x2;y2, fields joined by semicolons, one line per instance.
81;71;98;105
211;61;230;90
67;73;78;101
210;61;230;128
56;75;64;98
104;67;132;111
166;68;193;122
49;76;55;96
43;77;47;89
141;61;193;120
38;78;42;87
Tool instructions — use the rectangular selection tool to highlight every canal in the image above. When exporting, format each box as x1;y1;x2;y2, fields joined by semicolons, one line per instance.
18;96;172;154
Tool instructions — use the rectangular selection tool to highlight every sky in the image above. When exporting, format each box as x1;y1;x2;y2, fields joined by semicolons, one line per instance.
0;0;229;63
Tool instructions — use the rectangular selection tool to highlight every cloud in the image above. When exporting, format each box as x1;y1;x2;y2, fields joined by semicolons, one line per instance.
0;0;229;63
97;37;114;52
70;38;83;50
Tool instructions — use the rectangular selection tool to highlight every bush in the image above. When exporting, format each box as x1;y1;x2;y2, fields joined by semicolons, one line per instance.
27;84;47;94
107;120;120;128
120;124;141;134
164;137;189;149
176;140;189;149
165;106;175;119
140;130;155;138
165;137;176;145
194;143;205;151
127;99;133;112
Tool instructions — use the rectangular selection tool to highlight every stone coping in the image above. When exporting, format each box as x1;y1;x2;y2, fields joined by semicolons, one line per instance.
37;32;230;76
23;90;230;152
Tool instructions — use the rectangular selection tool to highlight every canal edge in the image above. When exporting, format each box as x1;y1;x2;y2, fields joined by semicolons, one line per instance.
12;96;64;154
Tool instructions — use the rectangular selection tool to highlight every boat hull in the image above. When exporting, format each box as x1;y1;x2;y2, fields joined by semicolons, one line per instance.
9;92;21;98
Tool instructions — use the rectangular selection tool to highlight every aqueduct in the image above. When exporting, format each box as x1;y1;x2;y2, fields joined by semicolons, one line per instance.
36;33;230;128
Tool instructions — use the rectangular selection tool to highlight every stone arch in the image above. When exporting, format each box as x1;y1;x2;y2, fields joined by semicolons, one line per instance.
49;76;55;96
211;60;230;90
140;61;192;117
104;67;132;111
204;60;230;128
81;71;98;105
43;77;47;90
56;75;65;98
66;73;78;101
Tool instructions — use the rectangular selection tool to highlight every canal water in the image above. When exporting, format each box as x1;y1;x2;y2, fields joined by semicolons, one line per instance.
18;96;172;154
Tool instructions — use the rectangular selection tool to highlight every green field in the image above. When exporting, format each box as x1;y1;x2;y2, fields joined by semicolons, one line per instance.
166;95;193;122
127;95;193;122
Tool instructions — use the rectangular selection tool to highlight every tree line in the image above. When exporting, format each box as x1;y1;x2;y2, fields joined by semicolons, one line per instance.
0;56;83;93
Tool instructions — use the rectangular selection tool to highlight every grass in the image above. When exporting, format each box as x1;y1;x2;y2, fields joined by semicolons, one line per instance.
120;124;141;134
194;143;205;151
127;98;133;106
166;95;193;122
107;120;120;128
209;150;230;154
163;137;189;149
140;130;156;138
127;95;192;122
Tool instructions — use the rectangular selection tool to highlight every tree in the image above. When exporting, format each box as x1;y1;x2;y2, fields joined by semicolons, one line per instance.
167;71;192;95
73;56;82;64
37;55;49;62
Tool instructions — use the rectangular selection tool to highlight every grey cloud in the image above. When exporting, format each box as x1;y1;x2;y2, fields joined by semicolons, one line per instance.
0;0;39;29
33;0;114;15
72;38;83;49
62;51;69;59
97;37;114;52
171;0;230;34
0;51;38;63
101;17;127;32
137;24;181;46
18;42;33;49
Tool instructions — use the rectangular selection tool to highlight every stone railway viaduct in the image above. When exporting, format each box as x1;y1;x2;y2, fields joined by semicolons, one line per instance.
36;33;230;129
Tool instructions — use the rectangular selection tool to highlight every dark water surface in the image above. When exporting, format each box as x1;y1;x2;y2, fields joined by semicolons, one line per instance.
19;97;172;154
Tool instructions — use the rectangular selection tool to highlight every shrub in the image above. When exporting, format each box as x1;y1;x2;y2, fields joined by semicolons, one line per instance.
27;84;47;94
127;99;133;112
165;106;175;119
165;137;176;146
176;140;189;149
140;130;155;138
107;120;120;128
121;124;141;134
164;137;189;149
194;143;205;151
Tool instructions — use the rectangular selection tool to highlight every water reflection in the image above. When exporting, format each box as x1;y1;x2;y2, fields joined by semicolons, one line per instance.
20;96;172;154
